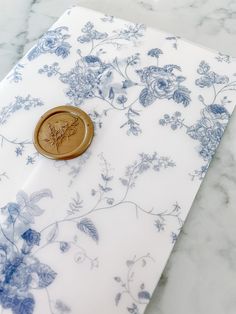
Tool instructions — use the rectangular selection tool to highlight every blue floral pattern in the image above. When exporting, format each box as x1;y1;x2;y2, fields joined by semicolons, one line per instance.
0;7;235;314
27;27;71;61
0;152;180;313
137;59;191;107
159;61;235;179
0;189;55;314
114;254;154;313
37;21;190;136
0;95;44;125
0;95;43;166
7;64;25;83
215;52;232;64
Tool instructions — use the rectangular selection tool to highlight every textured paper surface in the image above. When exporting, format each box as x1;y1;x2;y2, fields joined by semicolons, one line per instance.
0;6;235;314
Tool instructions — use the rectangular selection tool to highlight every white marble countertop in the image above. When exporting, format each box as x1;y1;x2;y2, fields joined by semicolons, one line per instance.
0;1;236;313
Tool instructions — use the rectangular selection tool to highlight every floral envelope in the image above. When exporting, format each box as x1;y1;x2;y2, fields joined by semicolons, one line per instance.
0;6;235;314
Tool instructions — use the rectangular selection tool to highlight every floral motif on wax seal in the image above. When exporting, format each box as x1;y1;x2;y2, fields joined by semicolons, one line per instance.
33;106;94;160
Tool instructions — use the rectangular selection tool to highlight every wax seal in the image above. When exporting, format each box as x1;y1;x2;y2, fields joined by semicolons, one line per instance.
33;105;94;160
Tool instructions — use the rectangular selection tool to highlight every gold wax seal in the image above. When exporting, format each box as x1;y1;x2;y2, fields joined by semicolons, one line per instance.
33;105;94;160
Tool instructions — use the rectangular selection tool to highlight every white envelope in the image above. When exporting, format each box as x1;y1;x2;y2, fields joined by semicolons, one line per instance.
0;6;235;314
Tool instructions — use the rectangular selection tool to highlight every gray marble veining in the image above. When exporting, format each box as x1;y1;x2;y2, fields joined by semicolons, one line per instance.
0;1;236;313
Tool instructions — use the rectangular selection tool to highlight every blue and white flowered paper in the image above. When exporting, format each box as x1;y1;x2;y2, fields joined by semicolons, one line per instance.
0;6;235;314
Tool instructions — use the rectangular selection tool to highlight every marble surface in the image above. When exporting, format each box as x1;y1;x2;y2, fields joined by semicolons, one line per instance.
0;0;236;313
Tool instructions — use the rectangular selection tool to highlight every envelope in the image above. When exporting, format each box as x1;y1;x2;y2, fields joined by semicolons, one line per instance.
0;6;235;314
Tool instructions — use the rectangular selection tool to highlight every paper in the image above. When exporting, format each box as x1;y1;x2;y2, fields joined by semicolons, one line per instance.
0;6;235;314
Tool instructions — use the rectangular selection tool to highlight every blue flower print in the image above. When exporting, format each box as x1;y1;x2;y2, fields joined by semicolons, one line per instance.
6;203;20;216
54;41;71;58
0;95;44;125
0;286;35;314
39;49;191;135
59;242;70;253
195;61;229;88
215;52;231;63
77;21;145;53
137;63;191;107
160;107;229;179
21;229;41;247
147;48;163;58
207;103;230;119
5;203;20;225
27;27;71;61
77;22;108;44
0;150;181;313
55;300;71;313
15;146;23;156
0;189;59;314
37;19;190;137
0;255;56;313
26;156;36;165
159;60;235;180
59;57;111;105
100;14;114;23
116;95;128;104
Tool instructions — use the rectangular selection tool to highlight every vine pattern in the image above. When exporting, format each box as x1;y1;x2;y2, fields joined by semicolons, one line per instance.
114;254;154;314
0;95;44;165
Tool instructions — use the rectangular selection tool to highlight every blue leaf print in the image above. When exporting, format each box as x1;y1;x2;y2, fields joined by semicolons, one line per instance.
173;86;191;106
46;222;59;243
77;218;99;243
84;55;101;64
14;297;35;314
30;263;57;288
54;41;71;58
29;189;53;203
139;88;155;107
115;293;122;306
163;64;181;72
108;87;115;100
